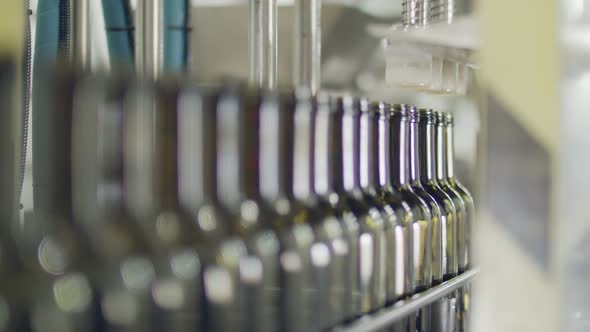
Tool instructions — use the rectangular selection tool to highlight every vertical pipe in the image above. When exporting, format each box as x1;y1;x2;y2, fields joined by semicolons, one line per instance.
293;0;321;94
136;0;163;79
101;0;134;67
70;0;91;68
249;0;277;90
163;0;190;72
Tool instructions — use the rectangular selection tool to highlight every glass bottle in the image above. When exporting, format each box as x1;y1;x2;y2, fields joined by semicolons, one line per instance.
314;94;360;323
357;99;391;313
329;96;385;316
375;101;419;332
444;112;474;273
437;112;475;332
390;104;434;332
364;101;419;310
294;90;348;331
374;102;415;304
217;86;282;332
261;89;345;332
259;89;317;332
418;109;460;332
71;75;161;332
390;105;433;292
407;106;441;288
186;84;256;332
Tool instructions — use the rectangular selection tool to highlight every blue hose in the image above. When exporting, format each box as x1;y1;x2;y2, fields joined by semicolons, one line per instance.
101;0;134;67
163;0;190;72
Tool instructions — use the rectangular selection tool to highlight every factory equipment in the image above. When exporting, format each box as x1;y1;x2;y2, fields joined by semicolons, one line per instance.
4;0;577;331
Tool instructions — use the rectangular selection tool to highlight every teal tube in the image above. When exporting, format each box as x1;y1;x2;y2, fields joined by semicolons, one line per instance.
101;0;134;67
163;0;190;72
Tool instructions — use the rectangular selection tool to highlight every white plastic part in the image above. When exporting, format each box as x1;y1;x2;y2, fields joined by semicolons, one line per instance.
381;15;478;95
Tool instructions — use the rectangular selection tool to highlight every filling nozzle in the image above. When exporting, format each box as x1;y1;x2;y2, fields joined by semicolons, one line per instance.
249;0;278;90
293;0;321;95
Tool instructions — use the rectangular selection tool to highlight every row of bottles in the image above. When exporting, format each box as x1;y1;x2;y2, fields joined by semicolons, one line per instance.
0;70;474;332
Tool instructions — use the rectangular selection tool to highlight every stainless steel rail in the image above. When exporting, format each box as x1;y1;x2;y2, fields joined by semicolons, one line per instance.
333;269;478;332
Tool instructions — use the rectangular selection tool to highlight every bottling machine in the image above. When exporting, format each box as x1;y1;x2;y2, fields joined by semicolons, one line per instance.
0;0;583;332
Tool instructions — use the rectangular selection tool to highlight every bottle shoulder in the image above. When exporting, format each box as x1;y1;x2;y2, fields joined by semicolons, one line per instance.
423;182;456;215
452;180;475;208
400;185;433;221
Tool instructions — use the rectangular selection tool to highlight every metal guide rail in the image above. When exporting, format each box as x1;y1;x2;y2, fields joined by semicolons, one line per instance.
333;269;479;332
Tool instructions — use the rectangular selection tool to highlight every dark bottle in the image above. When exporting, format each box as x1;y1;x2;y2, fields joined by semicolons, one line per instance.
406;106;442;287
373;102;415;303
390;104;434;332
390;105;433;292
418;109;458;281
292;90;348;331
258;89;318;332
329;97;385;316
215;86;281;332
259;89;344;332
437;112;475;332
184;84;261;332
313;94;360;323
417;109;460;332
444;112;474;272
127;79;213;332
71;75;161;332
364;101;418;309
357;98;390;312
140;79;245;332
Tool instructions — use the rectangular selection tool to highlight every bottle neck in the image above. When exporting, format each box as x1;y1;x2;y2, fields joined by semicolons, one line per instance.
314;99;332;196
155;84;181;212
377;109;392;189
124;82;158;220
315;98;344;196
435;121;448;182
259;94;290;203
408;118;422;185
241;94;264;199
177;86;219;213
292;94;315;201
359;109;379;190
418;121;436;183
216;88;244;211
342;102;361;193
445;121;456;180
390;113;410;188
